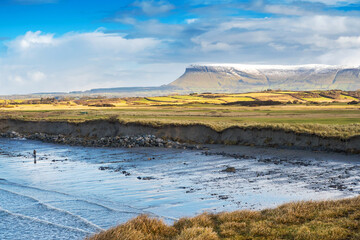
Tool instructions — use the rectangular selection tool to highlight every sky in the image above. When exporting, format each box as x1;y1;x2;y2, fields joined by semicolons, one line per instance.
1;0;360;94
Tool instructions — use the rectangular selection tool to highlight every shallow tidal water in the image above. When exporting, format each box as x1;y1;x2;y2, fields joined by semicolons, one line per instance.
0;138;359;240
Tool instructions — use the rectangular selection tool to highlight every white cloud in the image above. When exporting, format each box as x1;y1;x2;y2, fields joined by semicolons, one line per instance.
185;18;198;24
0;30;186;94
263;5;307;16
133;0;174;15
268;42;286;51
132;19;185;38
7;31;55;51
188;14;360;64
318;48;360;66
336;36;360;48
197;41;232;52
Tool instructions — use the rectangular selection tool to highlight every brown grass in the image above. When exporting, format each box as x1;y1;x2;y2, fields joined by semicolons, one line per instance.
87;196;360;240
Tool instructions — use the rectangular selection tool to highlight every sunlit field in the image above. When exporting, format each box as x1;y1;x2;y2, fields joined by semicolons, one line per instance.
1;90;360;139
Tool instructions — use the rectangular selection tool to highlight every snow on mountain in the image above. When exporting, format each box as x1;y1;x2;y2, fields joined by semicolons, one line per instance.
168;64;360;92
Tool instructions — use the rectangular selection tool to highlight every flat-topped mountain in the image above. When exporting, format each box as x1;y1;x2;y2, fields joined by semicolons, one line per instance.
4;64;360;99
168;64;360;92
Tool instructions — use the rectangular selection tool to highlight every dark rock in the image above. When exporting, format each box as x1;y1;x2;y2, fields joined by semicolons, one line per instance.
0;131;202;150
222;166;236;173
218;195;229;200
99;166;110;170
142;177;155;180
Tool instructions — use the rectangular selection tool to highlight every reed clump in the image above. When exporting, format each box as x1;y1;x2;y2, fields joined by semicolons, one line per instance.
87;196;360;240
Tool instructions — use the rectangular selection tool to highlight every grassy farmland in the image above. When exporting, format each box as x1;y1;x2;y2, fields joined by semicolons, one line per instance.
1;90;360;139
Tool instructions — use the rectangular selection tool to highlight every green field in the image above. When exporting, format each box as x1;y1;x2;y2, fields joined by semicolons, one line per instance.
1;90;360;139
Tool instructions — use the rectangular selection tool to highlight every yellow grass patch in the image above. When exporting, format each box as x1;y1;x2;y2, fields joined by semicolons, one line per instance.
87;196;360;240
217;97;254;102
302;97;334;102
339;94;359;101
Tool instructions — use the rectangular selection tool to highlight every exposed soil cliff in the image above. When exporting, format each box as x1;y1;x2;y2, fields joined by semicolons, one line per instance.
0;119;359;153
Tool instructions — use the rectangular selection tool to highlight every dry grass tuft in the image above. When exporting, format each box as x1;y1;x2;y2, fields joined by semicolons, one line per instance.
87;196;360;240
87;215;177;240
175;213;215;228
175;227;219;240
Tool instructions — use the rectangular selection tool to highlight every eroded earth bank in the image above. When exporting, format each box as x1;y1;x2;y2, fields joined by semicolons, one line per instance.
0;119;359;153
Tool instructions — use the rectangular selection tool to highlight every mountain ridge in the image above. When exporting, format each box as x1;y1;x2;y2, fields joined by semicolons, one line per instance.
169;64;360;92
2;64;360;98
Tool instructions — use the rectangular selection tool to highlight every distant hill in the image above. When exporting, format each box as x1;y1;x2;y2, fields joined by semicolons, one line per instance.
2;86;181;99
71;86;173;94
168;64;360;92
3;64;360;99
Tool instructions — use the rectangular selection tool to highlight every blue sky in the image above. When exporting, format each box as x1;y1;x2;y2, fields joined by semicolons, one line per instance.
1;0;360;94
